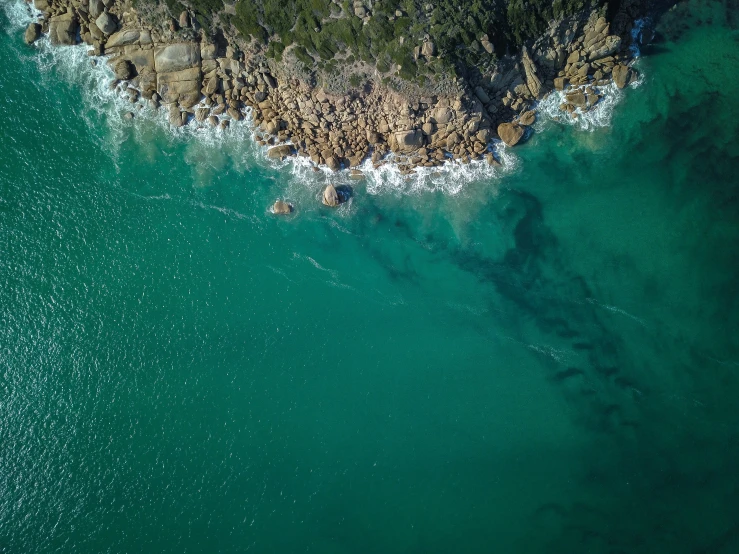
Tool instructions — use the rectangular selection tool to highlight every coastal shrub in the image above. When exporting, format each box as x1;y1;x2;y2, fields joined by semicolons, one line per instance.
220;0;606;81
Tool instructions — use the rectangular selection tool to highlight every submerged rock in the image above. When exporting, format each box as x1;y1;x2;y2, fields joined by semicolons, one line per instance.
497;123;525;147
322;184;340;207
272;200;292;215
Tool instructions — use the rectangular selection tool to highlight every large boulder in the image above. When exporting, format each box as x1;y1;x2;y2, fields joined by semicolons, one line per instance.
521;47;542;99
49;15;78;46
266;145;292;160
154;43;201;74
588;36;622;61
272;200;292;215
430;107;453;124
112;59;134;80
565;90;587;108
95;11;117;35
24;23;41;45
612;64;631;89
322;184;340;207
421;41;436;57
497;123;525;147
389;129;424;153
518;110;536;126
105;29;141;48
121;48;155;74
168;104;184;128
88;0;104;18
157;67;201;106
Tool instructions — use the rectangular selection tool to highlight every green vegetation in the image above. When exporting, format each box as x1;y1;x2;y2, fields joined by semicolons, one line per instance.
170;0;601;79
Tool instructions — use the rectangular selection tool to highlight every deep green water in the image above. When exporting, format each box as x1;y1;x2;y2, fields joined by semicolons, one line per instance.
2;1;739;552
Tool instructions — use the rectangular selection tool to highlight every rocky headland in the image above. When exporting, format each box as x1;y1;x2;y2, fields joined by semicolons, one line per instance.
22;0;648;174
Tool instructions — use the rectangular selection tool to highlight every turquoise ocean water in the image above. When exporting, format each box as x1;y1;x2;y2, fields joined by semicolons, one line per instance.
1;1;738;552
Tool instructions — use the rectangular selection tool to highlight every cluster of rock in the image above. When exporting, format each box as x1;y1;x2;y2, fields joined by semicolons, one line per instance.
23;0;643;174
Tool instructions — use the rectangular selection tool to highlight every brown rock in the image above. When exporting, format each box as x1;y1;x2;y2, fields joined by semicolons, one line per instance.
267;145;292;160
272;200;292;214
497;123;525;147
612;64;631;89
168;104;184;128
518;110;536;126
227;107;243;121
113;59;133;80
554;77;568;91
24;23;41;45
565;90;587;108
322;184;340;207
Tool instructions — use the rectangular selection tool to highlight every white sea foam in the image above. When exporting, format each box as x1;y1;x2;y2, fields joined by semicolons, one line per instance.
2;0;39;29
630;18;651;57
275;142;519;198
534;82;625;132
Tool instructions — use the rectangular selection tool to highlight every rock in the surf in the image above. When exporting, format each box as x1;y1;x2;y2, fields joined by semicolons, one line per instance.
518;110;536;126
49;15;78;46
322;184;340;207
168;104;184;128
272;200;292;215
497;123;525;147
267;145;292;160
113;59;134;80
612;63;631;89
24;23;41;45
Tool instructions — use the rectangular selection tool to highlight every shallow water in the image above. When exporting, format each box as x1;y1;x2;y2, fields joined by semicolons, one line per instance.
1;1;738;552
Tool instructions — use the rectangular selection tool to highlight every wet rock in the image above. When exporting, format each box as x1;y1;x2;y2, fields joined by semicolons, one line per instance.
565;90;587;108
497;123;525;147
24;23;41;45
485;152;501;166
168;104;184;128
322;184;340;207
324;155;340;171
272;200;292;214
612;63;631;89
518;110;536;126
227;107;243;121
267;145;292;160
208;115;218;127
113;59;133;80
123;111;134;120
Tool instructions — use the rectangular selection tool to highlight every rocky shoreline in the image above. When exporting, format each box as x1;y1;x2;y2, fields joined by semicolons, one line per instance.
22;0;646;175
